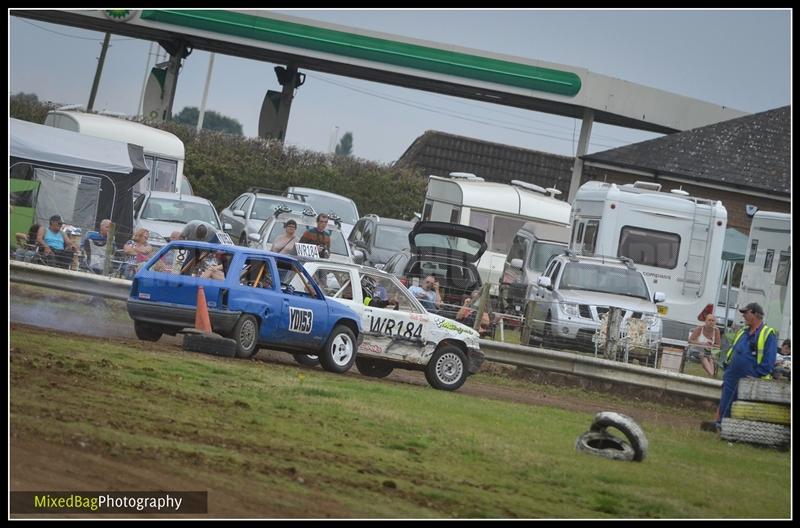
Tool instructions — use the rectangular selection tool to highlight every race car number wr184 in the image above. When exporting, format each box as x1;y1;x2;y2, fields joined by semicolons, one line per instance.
368;316;423;339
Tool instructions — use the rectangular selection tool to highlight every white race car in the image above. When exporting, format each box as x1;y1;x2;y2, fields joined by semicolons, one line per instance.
302;260;484;391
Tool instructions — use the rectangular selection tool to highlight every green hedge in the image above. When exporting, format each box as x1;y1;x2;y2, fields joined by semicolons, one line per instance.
150;120;427;220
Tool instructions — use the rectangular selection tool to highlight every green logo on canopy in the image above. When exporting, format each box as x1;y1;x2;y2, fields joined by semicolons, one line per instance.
104;10;138;22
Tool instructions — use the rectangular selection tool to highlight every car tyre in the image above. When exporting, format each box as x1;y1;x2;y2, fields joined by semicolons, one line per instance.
294;354;320;367
318;325;357;374
231;314;259;358
134;321;162;342
589;411;649;462
183;332;238;357
356;357;394;378
424;345;467;391
575;430;635;461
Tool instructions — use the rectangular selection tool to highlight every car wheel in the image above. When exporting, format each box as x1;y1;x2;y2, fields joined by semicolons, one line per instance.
294;354;320;367
319;325;357;373
424;345;467;391
239;233;248;246
134;321;162;342
231;314;259;358
356;357;393;378
589;411;649;462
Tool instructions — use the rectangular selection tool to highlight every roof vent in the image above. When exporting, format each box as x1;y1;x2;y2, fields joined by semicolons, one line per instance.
510;180;547;194
670;188;690;196
632;181;662;192
448;172;484;181
545;187;562;198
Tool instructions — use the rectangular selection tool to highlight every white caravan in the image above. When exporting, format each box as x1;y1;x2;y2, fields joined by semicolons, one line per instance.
422;173;571;294
570;181;728;344
737;211;791;340
45;110;191;196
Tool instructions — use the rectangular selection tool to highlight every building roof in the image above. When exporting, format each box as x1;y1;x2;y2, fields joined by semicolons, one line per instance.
582;106;790;195
394;130;574;192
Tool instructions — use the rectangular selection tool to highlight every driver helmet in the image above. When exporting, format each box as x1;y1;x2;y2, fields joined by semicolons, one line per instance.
361;275;377;299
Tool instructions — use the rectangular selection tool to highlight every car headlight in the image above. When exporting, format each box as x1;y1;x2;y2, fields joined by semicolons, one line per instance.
561;303;579;317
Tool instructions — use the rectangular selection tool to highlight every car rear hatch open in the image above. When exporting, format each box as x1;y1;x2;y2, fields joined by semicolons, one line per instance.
408;221;487;263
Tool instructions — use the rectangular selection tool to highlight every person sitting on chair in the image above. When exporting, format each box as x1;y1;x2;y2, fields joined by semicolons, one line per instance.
688;313;721;377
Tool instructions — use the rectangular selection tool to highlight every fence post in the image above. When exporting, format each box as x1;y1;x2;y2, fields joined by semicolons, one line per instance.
520;300;536;345
603;307;623;360
473;281;491;332
103;223;116;276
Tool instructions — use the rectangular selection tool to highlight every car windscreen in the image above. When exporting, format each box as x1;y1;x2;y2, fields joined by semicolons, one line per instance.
529;242;566;272
251;198;309;221
142;197;220;229
413;233;483;259
268;223;350;257
375;225;411;251
559;263;650;300
299;194;358;225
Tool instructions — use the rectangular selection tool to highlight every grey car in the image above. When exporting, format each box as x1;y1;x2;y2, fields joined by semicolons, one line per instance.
248;211;355;264
220;188;315;246
133;190;229;250
348;214;414;269
283;186;359;239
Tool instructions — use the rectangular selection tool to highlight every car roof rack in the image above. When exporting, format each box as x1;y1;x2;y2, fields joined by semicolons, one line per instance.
247;186;284;196
364;213;381;222
327;213;343;229
272;205;294;218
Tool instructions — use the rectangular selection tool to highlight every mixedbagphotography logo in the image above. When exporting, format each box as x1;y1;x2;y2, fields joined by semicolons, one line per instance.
10;491;208;514
103;10;139;22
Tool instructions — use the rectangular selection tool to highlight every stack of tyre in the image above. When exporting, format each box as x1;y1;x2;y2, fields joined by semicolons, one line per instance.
721;378;791;448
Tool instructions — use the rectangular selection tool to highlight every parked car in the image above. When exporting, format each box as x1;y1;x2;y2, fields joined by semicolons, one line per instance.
248;210;355;263
528;251;665;359
381;221;487;319
284;186;360;238
126;241;362;373
133;190;230;249
220;188;315;246
303;260;484;390
500;221;570;318
348;214;414;269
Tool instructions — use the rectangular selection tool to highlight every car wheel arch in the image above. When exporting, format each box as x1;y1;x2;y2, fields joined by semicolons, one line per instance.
334;318;360;340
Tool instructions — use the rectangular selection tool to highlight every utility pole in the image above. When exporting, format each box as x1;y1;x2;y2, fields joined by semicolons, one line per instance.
87;32;112;112
196;52;216;132
137;41;155;117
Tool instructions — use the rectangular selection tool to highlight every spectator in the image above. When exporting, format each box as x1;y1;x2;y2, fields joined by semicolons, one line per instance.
299;213;331;258
122;227;155;279
82;219;112;273
14;223;42;263
774;339;791;380
180;220;218;243
408;274;442;313
198;249;230;280
272;219;299;255
36;215;77;268
714;303;777;431
688;313;721;377
456;289;491;334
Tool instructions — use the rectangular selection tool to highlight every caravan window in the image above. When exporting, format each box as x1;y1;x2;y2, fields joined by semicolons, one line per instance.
582;221;599;256
151;158;178;192
775;252;790;286
763;250;775;272
492;216;525;255
748;240;758;263
618;226;679;269
530;242;565;272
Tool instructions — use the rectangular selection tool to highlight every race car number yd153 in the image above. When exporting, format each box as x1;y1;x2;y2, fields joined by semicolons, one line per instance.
368;316;423;339
289;307;313;334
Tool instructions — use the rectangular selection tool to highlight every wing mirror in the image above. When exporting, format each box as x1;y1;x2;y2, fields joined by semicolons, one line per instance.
223;223;233;232
247;233;260;243
232;209;245;218
352;249;365;263
653;291;666;303
537;276;552;289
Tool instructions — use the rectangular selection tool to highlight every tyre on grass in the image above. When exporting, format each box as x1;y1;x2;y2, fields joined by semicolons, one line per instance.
134;321;162;342
589;411;649;462
293;354;320;367
183;332;238;358
356;357;394;378
575;430;635;461
229;314;259;359
424;345;468;391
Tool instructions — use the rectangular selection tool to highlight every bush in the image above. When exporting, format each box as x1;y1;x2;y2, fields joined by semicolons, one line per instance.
10;93;59;124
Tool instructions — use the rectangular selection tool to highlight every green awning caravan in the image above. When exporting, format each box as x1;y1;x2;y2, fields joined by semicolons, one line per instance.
10;118;149;249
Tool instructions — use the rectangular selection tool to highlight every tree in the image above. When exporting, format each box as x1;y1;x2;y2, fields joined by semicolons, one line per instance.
173;106;243;135
10;92;59;124
335;132;354;157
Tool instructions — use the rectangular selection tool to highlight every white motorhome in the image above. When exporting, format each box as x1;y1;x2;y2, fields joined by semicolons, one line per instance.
570;181;728;344
45;110;191;196
422;173;571;294
737;211;791;340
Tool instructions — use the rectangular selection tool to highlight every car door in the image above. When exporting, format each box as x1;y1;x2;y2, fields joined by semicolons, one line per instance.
270;257;330;351
222;195;244;235
532;259;561;330
235;256;282;341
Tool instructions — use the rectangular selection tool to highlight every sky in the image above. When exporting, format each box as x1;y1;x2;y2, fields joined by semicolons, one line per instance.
9;9;792;166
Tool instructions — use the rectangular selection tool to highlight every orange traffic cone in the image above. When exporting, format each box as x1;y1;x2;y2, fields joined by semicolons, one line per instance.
195;285;212;334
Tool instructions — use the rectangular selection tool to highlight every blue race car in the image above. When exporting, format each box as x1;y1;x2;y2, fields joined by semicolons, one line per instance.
126;241;362;373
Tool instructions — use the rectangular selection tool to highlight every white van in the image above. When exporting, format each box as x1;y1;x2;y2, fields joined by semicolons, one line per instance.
422;173;571;294
45;110;191;196
570;181;728;344
737;211;791;340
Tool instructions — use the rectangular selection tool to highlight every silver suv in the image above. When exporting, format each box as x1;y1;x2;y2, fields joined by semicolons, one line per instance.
220;188;315;246
528;252;665;354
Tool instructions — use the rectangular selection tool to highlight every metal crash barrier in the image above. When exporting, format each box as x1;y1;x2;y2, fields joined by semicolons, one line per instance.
10;260;721;400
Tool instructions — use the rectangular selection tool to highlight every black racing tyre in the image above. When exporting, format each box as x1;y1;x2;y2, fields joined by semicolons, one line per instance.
575;430;635;461
231;314;259;358
182;333;238;358
590;411;649;462
737;378;791;405
720;418;790;447
318;325;357;374
293;354;320;367
356;357;394;378
424;345;468;391
134;321;162;342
